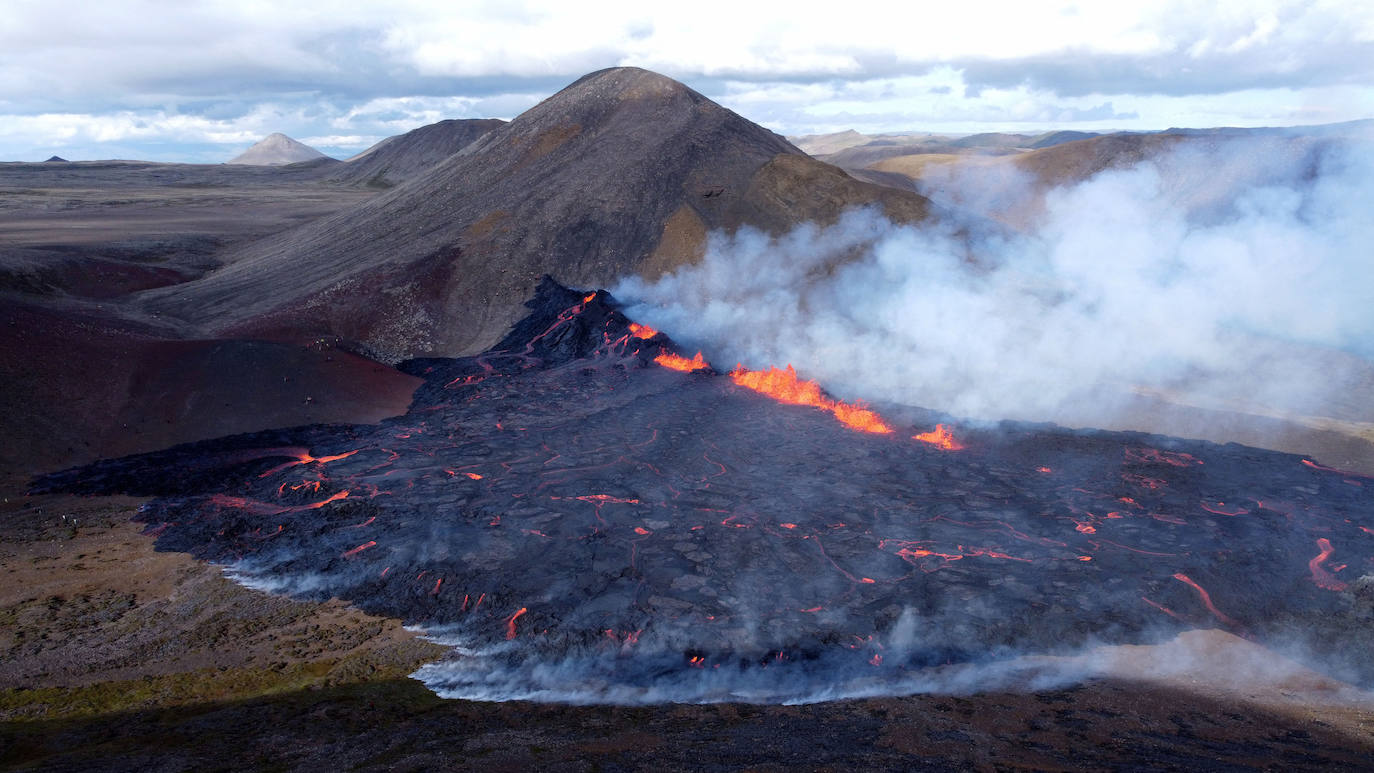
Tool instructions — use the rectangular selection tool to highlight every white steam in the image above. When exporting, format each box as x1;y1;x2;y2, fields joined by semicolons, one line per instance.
411;615;1374;707
616;139;1374;428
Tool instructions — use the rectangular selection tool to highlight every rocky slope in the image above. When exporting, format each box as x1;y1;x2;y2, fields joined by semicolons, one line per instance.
331;118;506;188
140;67;936;361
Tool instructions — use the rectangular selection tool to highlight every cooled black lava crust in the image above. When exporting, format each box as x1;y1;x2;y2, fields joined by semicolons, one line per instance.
34;278;1374;695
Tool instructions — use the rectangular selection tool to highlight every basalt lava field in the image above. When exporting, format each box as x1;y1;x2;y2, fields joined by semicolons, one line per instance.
33;278;1374;703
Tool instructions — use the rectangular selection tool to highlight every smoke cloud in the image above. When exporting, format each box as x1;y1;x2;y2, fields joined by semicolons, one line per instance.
615;138;1374;430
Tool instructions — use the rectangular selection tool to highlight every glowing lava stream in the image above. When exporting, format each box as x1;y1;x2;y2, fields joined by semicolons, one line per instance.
256;449;360;478
643;339;968;443
505;607;528;640
728;365;893;434
643;340;901;435
1308;538;1348;591
1172;573;1242;629
912;424;964;450
654;350;709;372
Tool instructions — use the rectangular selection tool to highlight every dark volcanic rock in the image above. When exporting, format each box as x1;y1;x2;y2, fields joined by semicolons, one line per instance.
35;278;1374;703
139;67;935;361
331;118;506;188
43;155;68;163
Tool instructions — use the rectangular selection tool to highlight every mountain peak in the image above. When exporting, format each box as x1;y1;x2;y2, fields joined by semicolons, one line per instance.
228;133;329;165
565;66;697;99
151;67;932;362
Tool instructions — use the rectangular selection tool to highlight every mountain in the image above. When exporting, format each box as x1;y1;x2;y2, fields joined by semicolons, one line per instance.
141;67;936;361
228;133;331;165
330;119;506;188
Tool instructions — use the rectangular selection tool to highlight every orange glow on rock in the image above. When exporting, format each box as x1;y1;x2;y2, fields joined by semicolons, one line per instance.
729;364;893;434
913;424;964;450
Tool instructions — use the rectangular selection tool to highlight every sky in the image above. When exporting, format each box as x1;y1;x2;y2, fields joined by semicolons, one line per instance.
1;0;1372;162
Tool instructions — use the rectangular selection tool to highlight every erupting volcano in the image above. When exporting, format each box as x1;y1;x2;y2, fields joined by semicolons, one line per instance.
33;279;1374;703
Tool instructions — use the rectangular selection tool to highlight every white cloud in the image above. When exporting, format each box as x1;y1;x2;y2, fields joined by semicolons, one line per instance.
0;0;1370;159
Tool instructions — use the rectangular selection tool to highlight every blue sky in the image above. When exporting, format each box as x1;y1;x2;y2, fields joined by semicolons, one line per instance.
2;0;1371;162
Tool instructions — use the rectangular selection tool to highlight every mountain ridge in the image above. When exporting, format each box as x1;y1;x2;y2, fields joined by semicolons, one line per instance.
140;67;936;361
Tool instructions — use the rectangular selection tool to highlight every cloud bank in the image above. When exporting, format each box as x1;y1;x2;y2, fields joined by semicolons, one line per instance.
1;0;1371;160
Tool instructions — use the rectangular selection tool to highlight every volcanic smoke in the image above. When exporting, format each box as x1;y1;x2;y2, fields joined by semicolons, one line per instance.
614;141;1374;432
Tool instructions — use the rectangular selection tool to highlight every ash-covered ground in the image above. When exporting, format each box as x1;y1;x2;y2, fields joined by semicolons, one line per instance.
33;278;1374;703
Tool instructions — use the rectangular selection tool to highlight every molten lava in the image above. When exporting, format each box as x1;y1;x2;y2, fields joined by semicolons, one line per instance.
1172;573;1241;629
1308;538;1348;591
628;322;659;339
505;607;528;640
912;424;964;450
728;364;893;434
653;350;709;372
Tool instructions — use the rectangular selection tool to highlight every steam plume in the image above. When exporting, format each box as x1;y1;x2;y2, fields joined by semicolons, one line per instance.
615;138;1374;429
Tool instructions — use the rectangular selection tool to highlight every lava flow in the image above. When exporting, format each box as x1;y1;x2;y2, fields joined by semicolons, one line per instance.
32;278;1374;704
728;364;893;434
654;350;709;372
913;424;964;450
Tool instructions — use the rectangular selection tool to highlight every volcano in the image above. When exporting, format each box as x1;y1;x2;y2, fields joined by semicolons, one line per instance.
35;278;1374;703
228;133;331;166
137;67;935;361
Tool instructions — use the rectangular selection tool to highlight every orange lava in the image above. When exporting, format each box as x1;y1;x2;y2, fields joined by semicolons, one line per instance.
628;322;659;339
654;350;709;372
258;448;360;477
306;490;351;509
1173;573;1241;628
342;540;376;558
729;364;893;434
505;607;528;639
463;472;483;480
1308;538;1348;591
912;424;964;450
